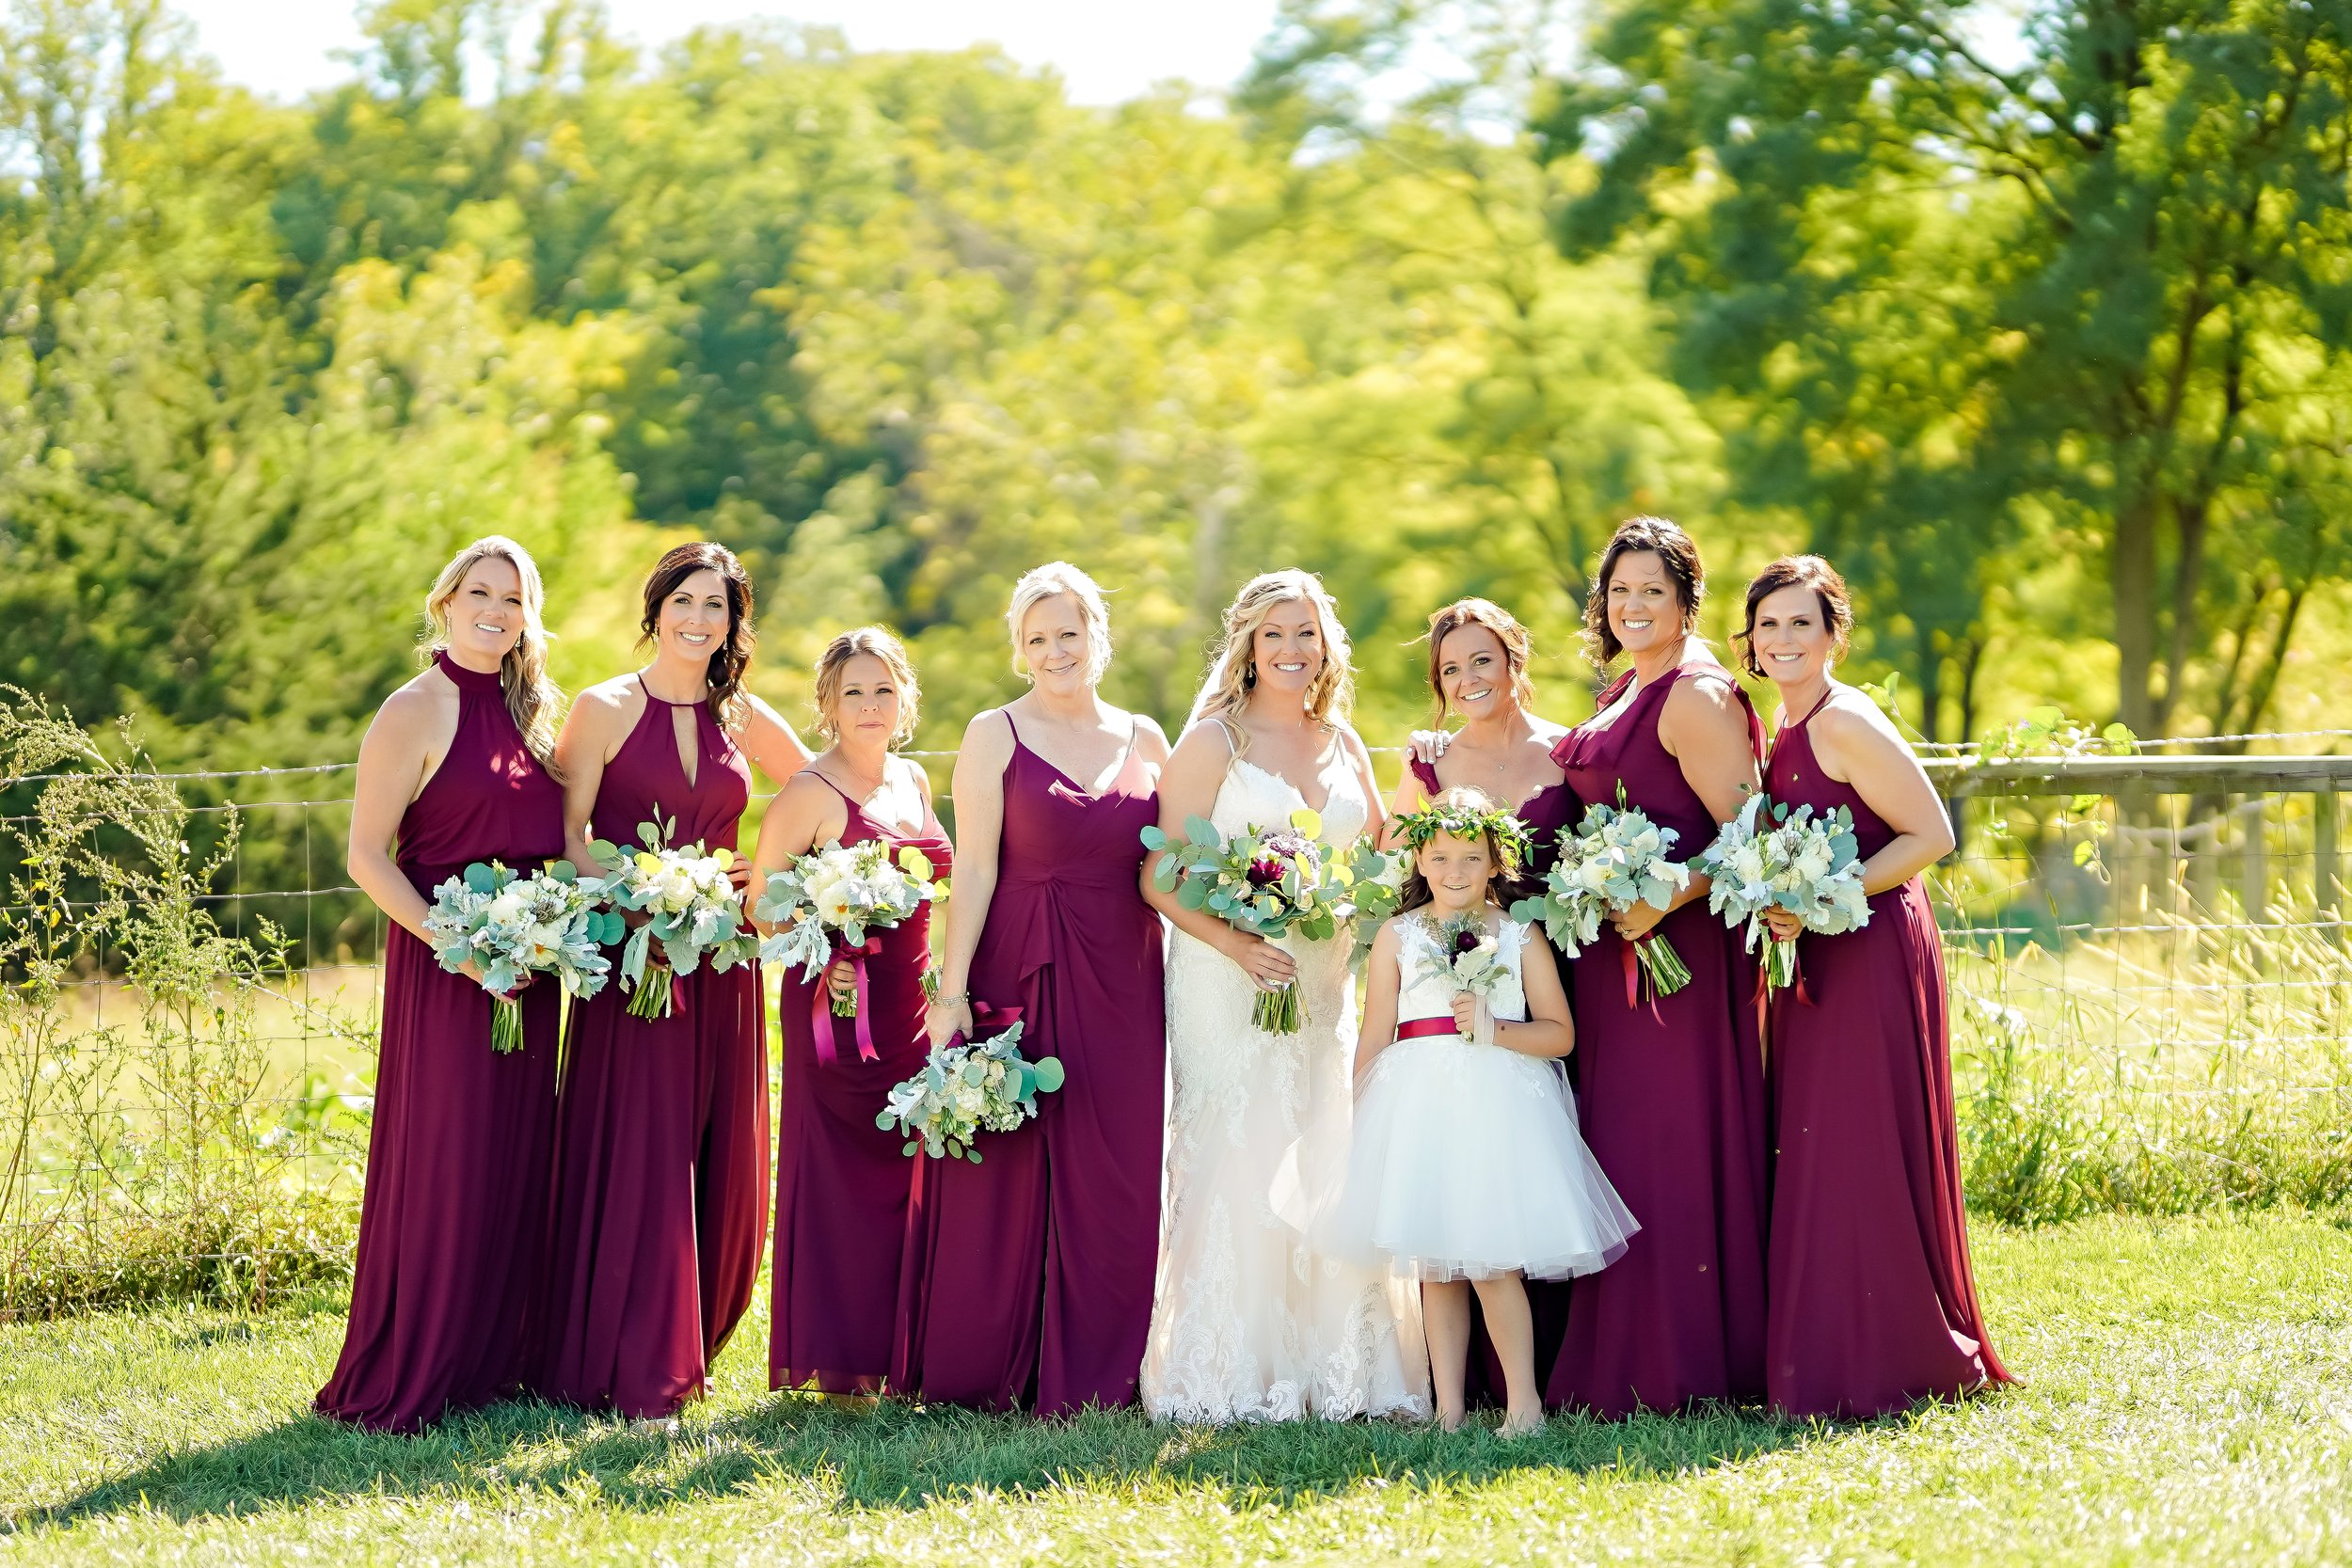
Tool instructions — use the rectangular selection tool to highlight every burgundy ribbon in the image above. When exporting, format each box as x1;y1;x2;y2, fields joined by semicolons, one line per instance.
811;934;884;1068
1394;1017;1460;1042
1620;935;1666;1025
1753;936;1815;1043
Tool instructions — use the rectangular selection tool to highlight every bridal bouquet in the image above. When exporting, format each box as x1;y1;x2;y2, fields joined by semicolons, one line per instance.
756;839;945;1060
422;859;621;1052
586;816;760;1020
1509;795;1693;1000
1695;793;1872;996
1414;911;1512;1042
1142;806;1355;1033
1345;840;1411;971
878;1008;1065;1163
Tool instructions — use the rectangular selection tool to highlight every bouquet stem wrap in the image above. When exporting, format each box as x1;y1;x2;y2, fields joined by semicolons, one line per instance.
814;933;884;1066
1751;936;1813;1037
625;961;681;1021
489;994;525;1054
1622;927;1693;1014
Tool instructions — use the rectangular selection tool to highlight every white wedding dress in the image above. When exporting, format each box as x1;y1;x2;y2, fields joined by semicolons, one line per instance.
1140;738;1430;1424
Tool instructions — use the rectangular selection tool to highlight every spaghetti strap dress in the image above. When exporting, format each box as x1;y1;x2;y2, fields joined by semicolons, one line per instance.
769;772;952;1395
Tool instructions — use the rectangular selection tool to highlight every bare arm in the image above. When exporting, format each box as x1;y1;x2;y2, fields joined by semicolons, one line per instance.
1140;724;1298;992
346;686;444;946
1613;671;1761;938
1814;703;1955;893
1380;745;1431;849
929;711;1011;1043
1491;930;1573;1060
737;693;813;788
1353;921;1403;1084
552;682;632;873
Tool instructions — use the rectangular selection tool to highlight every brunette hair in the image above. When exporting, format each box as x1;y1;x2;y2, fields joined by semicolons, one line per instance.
638;542;755;731
422;535;564;765
1582;515;1705;667
1395;786;1524;914
811;626;920;745
1735;554;1854;678
1421;598;1536;725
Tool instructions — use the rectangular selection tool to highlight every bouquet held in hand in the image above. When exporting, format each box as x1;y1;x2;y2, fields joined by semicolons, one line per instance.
878;1006;1065;1163
755;839;945;1063
587;814;760;1021
1694;793;1871;996
1509;795;1693;1002
423;859;621;1053
1142;806;1356;1034
1413;911;1511;1043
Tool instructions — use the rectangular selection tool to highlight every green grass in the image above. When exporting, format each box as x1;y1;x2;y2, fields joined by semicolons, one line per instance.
4;1212;2350;1564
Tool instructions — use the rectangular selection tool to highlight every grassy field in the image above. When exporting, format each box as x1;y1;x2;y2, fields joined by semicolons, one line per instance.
3;1210;2349;1565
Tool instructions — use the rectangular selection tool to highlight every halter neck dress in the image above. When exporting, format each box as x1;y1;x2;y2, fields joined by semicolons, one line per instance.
316;651;565;1433
1762;689;2011;1416
534;680;770;1418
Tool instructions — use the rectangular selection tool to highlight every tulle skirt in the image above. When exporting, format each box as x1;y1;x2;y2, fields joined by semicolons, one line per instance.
1273;1034;1639;1283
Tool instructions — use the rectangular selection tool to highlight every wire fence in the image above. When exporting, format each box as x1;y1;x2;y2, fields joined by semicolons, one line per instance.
5;738;2350;1314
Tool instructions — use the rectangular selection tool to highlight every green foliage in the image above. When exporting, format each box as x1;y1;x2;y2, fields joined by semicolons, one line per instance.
1537;0;2352;741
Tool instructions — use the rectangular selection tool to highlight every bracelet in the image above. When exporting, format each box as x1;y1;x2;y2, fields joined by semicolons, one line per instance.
930;992;970;1009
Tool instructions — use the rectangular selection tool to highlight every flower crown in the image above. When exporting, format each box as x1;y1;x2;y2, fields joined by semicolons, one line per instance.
1391;800;1534;871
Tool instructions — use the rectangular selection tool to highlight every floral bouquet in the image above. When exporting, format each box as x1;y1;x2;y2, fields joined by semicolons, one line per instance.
1345;840;1411;971
1509;794;1693;1001
422;859;621;1052
877;1006;1065;1163
1141;806;1355;1033
1695;793;1871;996
1414;911;1512;1043
755;838;945;1063
586;815;760;1020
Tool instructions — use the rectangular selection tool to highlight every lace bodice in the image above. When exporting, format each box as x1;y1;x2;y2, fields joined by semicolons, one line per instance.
1142;734;1428;1424
1395;915;1530;1026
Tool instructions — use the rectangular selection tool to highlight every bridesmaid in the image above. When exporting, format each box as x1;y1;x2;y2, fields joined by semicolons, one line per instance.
755;627;952;1398
1740;555;2012;1418
317;536;568;1433
897;562;1170;1414
1546;515;1771;1419
535;543;811;1419
1387;598;1577;1403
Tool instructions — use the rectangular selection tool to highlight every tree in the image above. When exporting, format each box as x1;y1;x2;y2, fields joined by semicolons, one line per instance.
1537;0;2352;739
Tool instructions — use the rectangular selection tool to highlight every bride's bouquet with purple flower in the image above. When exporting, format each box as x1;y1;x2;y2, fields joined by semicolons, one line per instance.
1509;792;1693;1002
1142;805;1355;1034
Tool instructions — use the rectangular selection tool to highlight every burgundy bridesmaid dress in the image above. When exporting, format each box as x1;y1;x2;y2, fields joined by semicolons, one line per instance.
770;775;952;1395
316;652;565;1433
895;713;1167;1414
1762;693;2012;1417
535;682;771;1418
1545;663;1772;1418
1408;753;1580;1403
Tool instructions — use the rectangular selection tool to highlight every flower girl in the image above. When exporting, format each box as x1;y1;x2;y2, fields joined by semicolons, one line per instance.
1276;787;1637;1435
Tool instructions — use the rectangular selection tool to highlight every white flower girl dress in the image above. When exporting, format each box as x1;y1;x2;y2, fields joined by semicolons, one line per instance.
1275;914;1639;1282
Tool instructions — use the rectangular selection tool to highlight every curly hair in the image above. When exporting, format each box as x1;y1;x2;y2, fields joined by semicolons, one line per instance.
639;541;756;732
1186;569;1356;752
1582;515;1705;667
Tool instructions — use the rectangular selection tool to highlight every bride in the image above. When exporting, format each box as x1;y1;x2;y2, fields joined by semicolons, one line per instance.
1139;569;1430;1423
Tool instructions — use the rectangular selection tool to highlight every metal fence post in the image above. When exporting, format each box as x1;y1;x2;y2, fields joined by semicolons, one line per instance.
2243;794;2267;922
2319;787;2342;947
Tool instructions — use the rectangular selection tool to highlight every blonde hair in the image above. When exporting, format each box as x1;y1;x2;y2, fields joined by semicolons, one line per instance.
1422;598;1536;725
812;626;921;745
1006;562;1113;686
422;535;563;764
1187;569;1356;750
